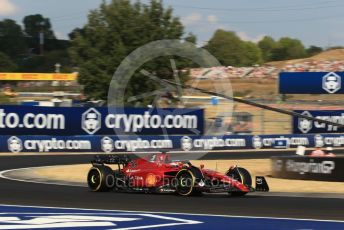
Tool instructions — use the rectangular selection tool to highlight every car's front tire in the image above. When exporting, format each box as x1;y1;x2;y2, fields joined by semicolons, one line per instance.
226;167;252;197
87;165;114;192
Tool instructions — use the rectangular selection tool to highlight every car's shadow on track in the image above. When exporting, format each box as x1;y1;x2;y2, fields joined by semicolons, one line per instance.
89;190;265;199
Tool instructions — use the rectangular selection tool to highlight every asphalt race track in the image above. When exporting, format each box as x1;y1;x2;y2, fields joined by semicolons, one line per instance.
0;152;343;224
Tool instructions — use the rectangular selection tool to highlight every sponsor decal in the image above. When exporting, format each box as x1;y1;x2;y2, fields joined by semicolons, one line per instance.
279;72;344;95
81;108;102;134
7;136;23;153
286;160;335;175
180;136;193;151
101;136;114;153
125;169;141;173
193;137;246;150
0;108;65;130
261;136;309;148
322;72;341;94
145;173;157;187
294;110;344;134
323;135;344;147
256;177;263;185
0;72;77;81
273;137;289;149
314;134;324;147
7;136;92;153
298;111;313;134
0;106;203;135
252;135;262;149
180;136;246;151
100;137;173;152
313;114;344;132
105;111;198;133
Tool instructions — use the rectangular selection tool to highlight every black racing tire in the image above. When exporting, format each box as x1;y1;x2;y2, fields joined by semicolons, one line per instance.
175;169;196;196
226;167;252;197
87;165;114;192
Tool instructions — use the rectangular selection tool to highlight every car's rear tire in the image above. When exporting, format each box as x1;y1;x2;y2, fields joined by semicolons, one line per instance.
175;169;196;196
87;165;114;192
226;167;252;197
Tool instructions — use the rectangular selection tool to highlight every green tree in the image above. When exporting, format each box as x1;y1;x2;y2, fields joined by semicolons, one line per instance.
205;30;243;66
271;37;306;61
69;0;189;102
0;52;17;72
306;45;323;57
258;36;276;62
23;14;55;39
0;19;27;59
184;32;197;44
241;41;262;66
18;50;72;73
205;29;262;66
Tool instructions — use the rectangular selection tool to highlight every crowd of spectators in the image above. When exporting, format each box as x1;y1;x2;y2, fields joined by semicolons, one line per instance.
281;60;344;72
188;60;344;79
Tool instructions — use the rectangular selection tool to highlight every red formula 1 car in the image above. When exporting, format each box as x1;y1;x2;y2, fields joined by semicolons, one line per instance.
87;152;269;196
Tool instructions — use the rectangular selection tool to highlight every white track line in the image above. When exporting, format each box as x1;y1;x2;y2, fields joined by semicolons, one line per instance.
0;204;343;223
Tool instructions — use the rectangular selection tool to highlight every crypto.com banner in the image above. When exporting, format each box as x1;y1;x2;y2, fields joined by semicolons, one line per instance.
3;133;344;153
292;110;344;134
279;72;344;94
0;105;203;135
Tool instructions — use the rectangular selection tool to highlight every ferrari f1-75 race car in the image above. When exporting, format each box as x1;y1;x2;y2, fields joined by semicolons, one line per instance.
87;152;269;196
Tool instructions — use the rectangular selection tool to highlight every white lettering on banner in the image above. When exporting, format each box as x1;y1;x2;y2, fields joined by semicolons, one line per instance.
24;139;92;152
262;137;309;147
193;137;246;150
112;139;173;151
7;136;92;153
324;136;344;146
105;111;197;132
0;109;65;130
314;114;344;131
286;160;335;175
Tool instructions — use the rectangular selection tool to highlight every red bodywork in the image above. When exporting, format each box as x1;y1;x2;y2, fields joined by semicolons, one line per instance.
109;153;251;194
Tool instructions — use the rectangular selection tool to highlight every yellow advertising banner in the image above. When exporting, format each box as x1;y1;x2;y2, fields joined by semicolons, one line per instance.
0;73;78;81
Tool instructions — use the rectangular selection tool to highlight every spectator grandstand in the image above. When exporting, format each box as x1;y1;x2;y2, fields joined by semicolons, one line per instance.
189;60;344;79
189;49;344;80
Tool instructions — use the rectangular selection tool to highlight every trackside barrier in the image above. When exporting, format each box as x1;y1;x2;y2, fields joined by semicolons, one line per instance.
3;134;344;153
279;71;344;94
271;156;344;182
293;110;344;134
0;106;203;135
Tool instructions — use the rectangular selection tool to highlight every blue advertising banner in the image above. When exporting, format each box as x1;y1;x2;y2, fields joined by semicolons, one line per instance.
292;110;344;134
0;106;204;135
279;72;344;94
2;133;344;153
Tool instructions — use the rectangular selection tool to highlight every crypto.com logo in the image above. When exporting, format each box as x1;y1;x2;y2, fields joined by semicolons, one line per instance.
107;39;233;160
252;135;263;149
298;111;313;133
322;72;341;94
7;136;23;153
101;136;114;153
81;108;102;134
180;136;193;151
